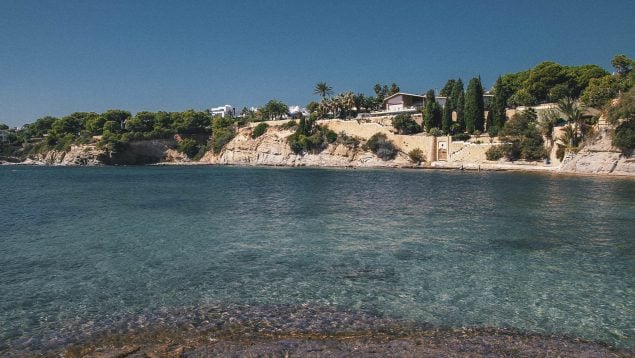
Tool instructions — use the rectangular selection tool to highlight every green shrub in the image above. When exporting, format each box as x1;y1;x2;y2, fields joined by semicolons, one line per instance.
452;133;471;141
365;133;397;160
280;120;298;130
251;122;269;139
177;138;199;158
408;148;425;163
428;127;443;136
210;127;235;153
613;119;635;154
486;145;507;160
326;129;337;143
336;132;361;149
392;113;422;134
520;131;547;160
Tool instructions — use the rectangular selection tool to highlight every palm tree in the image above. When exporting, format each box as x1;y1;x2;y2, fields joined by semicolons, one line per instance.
557;97;584;146
314;82;333;99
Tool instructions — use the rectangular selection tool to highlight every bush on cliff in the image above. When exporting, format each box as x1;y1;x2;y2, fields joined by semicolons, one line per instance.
364;133;397;160
177;138;199;158
408;148;425;163
251;122;269;139
392;113;422;135
210;117;236;154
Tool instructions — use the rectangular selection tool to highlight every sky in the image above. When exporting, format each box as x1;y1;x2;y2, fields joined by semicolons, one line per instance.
1;0;634;127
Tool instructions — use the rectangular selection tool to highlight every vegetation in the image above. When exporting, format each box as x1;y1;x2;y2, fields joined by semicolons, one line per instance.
364;133;397;160
210;116;236;153
495;109;547;161
261;100;289;120
314;82;334;99
336;132;361;149
408;148;425;164
176;138;200;158
485;145;506;161
422;90;442;132
609;87;635;153
451;133;471;141
392;113;422;134
251;122;269;139
464;77;485;133
287;116;337;154
280;120;298;130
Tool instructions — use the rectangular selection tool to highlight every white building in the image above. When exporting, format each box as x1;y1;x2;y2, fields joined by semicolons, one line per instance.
288;105;310;118
210;105;234;118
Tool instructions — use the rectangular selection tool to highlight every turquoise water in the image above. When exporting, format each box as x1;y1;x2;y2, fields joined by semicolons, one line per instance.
0;166;633;351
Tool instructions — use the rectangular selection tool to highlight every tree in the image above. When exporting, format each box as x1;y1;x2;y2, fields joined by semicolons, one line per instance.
423;89;442;131
442;99;452;134
491;76;508;135
449;79;465;130
581;75;627;109
177;138;199;158
306;101;319;114
392;113;422;134
464;77;485;133
101;109;131;130
557;97;584;147
314;82;333;99
388;83;400;96
612;54;633;75
262;100;289;120
440;79;456;97
608;87;635;153
353;93;366;113
125;111;156;132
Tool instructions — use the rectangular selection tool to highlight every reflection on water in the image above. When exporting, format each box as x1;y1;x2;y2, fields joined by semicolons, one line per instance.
0;166;633;352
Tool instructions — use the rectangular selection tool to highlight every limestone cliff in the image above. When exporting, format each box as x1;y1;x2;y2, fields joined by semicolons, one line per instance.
22;144;106;166
201;126;412;167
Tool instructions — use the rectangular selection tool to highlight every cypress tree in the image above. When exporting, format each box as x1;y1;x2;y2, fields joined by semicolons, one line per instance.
491;76;508;136
464;77;485;133
442;100;452;134
423;89;442;131
450;79;465;131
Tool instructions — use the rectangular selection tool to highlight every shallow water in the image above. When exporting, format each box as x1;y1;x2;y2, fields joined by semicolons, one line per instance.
0;166;633;351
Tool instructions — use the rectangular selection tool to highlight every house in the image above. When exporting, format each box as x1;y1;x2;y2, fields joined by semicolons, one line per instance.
382;93;449;113
210;105;234;118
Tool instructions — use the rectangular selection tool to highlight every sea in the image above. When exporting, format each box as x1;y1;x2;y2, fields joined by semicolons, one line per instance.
0;165;633;352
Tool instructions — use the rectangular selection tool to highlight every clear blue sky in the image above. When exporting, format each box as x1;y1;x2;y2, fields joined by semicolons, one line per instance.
1;0;633;127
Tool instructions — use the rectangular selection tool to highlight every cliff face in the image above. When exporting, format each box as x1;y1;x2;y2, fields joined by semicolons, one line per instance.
21;139;185;166
23;144;106;166
201;126;412;168
558;128;635;175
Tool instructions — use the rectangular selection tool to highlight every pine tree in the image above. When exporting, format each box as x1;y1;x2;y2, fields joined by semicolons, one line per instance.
464;77;485;133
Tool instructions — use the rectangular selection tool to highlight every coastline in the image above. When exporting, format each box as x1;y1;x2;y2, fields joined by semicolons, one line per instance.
4;159;635;178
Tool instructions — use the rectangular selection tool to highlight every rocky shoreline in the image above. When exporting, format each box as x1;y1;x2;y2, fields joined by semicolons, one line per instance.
3;304;632;357
1;123;633;177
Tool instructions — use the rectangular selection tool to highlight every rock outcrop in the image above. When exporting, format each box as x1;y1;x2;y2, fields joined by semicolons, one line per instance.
23;144;106;166
201;126;412;168
558;128;634;176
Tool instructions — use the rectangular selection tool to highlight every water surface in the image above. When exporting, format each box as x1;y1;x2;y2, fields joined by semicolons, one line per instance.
0;166;633;351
